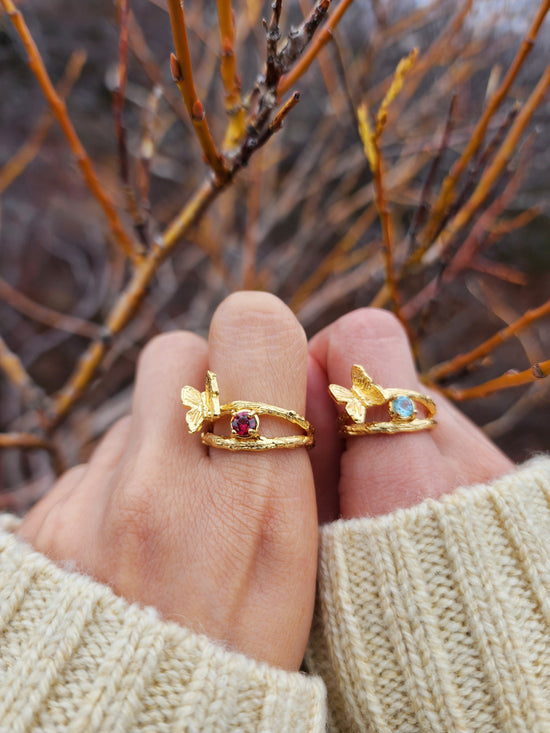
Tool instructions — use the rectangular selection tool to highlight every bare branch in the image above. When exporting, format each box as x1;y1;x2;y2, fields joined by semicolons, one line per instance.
166;0;229;182
0;0;143;263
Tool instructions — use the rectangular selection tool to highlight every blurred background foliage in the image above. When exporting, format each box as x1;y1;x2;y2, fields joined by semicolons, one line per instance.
0;0;549;510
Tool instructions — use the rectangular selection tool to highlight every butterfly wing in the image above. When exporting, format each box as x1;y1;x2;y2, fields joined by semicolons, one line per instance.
329;384;354;405
181;386;206;432
181;386;202;409
351;364;386;406
186;407;205;433
329;383;366;423
203;370;220;418
345;398;366;424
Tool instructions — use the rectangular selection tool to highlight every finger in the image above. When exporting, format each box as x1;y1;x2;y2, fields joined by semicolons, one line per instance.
18;464;87;543
306;352;341;524
207;291;317;668
131;331;209;467
310;308;446;518
21;418;134;554
208;291;312;467
422;392;513;487
87;415;132;472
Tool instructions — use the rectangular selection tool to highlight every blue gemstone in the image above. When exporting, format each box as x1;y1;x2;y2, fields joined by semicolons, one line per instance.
391;395;414;419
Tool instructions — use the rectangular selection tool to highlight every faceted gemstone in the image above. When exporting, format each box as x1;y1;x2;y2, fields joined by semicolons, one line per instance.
391;395;415;420
231;410;258;437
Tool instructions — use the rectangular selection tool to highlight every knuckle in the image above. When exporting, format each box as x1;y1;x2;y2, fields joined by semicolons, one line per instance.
90;416;132;466
59;463;88;486
104;415;132;442
106;473;170;566
34;497;77;559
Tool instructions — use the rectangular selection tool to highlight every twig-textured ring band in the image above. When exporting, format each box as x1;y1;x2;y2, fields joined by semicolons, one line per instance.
329;364;436;435
181;371;314;451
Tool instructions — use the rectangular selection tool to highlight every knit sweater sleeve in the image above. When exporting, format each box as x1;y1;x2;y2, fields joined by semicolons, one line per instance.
306;457;550;733
0;516;326;732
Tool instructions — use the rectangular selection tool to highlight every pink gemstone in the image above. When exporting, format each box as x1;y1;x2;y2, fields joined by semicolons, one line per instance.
231;411;257;437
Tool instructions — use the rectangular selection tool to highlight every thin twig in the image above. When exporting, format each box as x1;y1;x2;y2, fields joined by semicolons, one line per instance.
405;94;456;256
127;11;188;122
0;432;56;453
427;299;550;382
0;0;143;263
0;336;43;405
358;105;400;309
444;358;550;401
418;0;550;247
403;138;531;320
135;85;161;233
114;0;130;185
44;177;218;427
377;0;472;125
278;0;331;72
290;204;377;312
268;91;301;133
470;257;527;286
265;0;283;88
114;0;149;246
422;65;550;266
278;0;353;95
435;103;520;239
216;0;245;149
0;49;86;195
44;90;302;427
0;276;101;339
166;0;228;182
357;50;418;327
298;0;340;107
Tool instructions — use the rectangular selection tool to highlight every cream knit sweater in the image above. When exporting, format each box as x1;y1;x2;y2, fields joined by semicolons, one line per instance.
1;458;550;731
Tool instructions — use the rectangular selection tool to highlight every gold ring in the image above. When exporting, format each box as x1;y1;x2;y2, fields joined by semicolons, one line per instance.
181;371;314;450
329;364;436;435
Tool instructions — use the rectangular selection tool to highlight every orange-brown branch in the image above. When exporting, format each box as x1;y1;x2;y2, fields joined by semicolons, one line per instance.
419;0;549;248
278;0;354;95
46;178;220;427
44;81;305;428
402;146;530;320
445;358;550;401
423;65;550;265
0;336;43;405
0;276;101;339
0;0;143;263
216;0;245;149
166;0;228;181
0;49;86;195
427;298;550;382
290;204;377;312
0;432;56;453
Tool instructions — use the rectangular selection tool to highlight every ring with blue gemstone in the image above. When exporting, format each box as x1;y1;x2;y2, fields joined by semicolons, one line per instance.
329;364;437;435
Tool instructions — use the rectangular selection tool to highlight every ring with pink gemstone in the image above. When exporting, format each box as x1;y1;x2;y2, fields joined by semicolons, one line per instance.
181;371;314;451
329;364;436;435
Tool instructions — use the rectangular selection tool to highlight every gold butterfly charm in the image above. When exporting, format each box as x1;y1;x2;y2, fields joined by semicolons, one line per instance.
329;364;386;423
181;370;221;433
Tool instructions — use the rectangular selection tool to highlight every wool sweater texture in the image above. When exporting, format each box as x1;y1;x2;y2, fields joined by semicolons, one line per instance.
0;457;549;731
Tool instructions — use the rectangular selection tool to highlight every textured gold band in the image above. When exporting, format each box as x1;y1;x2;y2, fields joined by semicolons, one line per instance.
181;372;314;451
330;365;436;436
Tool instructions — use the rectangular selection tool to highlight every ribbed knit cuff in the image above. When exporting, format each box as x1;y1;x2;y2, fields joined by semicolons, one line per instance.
0;518;326;732
306;457;550;733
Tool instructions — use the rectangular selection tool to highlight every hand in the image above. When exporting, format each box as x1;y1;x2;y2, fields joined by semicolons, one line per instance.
306;308;514;523
18;292;318;671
